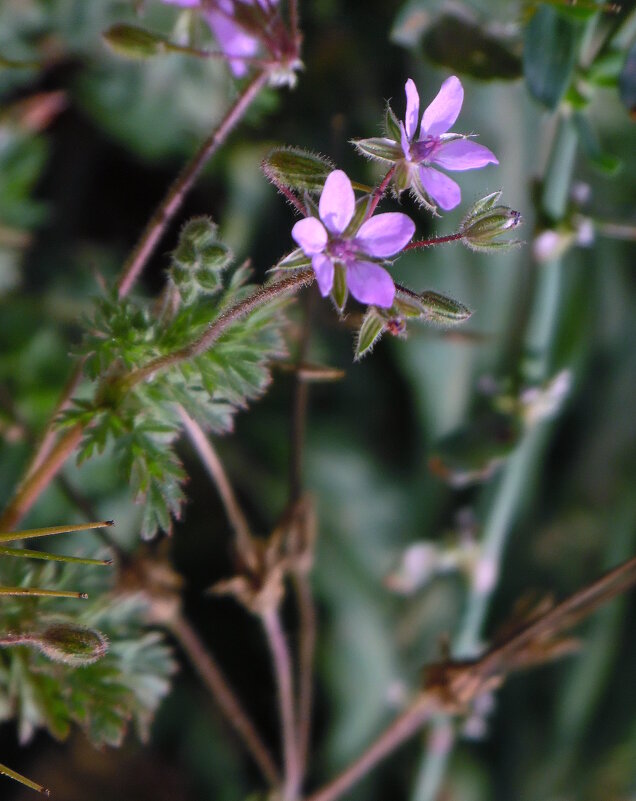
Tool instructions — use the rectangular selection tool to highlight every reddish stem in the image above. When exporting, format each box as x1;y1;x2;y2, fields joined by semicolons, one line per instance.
403;232;465;251
365;166;396;220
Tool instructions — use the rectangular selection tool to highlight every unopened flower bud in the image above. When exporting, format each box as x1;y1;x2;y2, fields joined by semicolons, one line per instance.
461;206;523;252
103;24;168;59
36;624;109;666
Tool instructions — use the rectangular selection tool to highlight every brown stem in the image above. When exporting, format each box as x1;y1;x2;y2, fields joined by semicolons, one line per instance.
167;611;280;787
177;405;253;557
116;70;269;299
305;697;434;801
0;424;84;531
119;269;314;392
293;572;316;775
262;608;300;800
403;232;464;251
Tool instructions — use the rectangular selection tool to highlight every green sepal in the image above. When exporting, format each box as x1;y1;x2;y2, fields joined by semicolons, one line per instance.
275;247;312;271
355;307;386;360
262;147;335;193
343;196;371;238
465;191;502;217
331;263;348;313
103;24;168;59
384;103;402;141
352;137;402;164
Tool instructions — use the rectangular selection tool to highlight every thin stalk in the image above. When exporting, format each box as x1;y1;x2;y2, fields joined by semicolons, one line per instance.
0;762;49;796
410;112;579;801
262;608;300;800
305;696;434;801
116;70;269;299
403;232;464;251
177;405;253;556
0;520;114;543
365;166;396;219
167;611;280;787
0;587;88;599
0;546;111;566
119;269;314;392
293;571;316;775
0;424;85;532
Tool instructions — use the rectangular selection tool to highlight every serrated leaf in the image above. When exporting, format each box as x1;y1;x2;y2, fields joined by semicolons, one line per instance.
524;6;582;109
262;147;334;192
355;308;386;360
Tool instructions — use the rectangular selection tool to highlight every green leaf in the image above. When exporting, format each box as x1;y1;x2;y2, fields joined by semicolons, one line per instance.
421;14;523;81
619;40;636;116
262;147;334;193
355;308;386;360
524;6;582;109
574;112;622;175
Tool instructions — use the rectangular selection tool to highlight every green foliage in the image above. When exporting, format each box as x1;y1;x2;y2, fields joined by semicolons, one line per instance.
262;147;335;193
62;228;288;538
0;558;175;748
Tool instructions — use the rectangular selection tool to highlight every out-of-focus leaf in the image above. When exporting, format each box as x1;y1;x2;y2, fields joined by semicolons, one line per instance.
618;40;636;117
524;6;582;109
421;14;522;81
390;1;431;48
574;112;622;175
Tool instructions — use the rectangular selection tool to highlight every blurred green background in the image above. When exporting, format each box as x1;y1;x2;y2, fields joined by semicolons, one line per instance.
0;1;635;800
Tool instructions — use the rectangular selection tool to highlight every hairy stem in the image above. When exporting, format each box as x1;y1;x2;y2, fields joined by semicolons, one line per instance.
116;70;269;299
365;166;396;219
262;608;300;800
0;424;84;531
305;696;434;801
403;232;464;251
168;611;280;787
119;269;314;392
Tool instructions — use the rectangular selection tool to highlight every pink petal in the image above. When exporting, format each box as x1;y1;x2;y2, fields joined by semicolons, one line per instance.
421;76;464;138
205;10;260;77
404;79;420;140
356;213;415;258
311;254;334;296
291;217;327;255
434;139;498;171
319;170;355;235
419;167;461;211
346;261;395;308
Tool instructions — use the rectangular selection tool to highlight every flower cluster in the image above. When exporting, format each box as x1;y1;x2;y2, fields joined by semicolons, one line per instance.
163;0;284;77
355;76;498;212
291;170;415;308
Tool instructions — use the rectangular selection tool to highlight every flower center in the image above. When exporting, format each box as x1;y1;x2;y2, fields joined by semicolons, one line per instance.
410;136;440;163
327;237;358;263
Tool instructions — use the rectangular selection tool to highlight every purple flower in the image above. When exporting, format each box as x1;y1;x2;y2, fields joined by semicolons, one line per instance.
291;170;415;308
400;77;498;211
162;0;276;77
